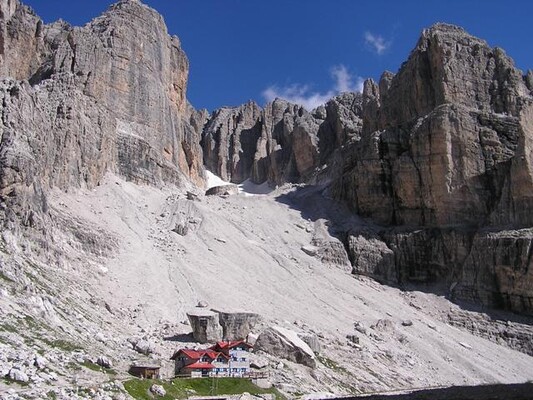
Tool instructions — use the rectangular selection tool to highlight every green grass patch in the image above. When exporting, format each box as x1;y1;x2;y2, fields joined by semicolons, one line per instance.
82;361;117;375
46;391;58;400
0;322;18;334
1;377;13;386
0;270;14;282
68;361;82;371
41;338;82;352
23;315;44;330
317;355;349;374
2;376;30;387
1;315;49;337
124;377;285;400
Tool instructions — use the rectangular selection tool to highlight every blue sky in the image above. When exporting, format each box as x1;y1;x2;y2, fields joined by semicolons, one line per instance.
23;0;533;111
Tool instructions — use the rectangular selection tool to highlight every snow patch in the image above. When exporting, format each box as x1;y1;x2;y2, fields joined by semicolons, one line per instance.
206;170;229;189
206;171;273;196
238;179;273;196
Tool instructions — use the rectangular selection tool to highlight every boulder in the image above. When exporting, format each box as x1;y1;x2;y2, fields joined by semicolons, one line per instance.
205;184;239;196
150;384;166;397
249;353;269;369
187;308;223;343
346;334;360;344
255;326;316;368
247;332;259;345
134;340;154;355
34;355;47;370
94;332;107;343
8;368;29;383
97;356;113;369
214;309;261;341
237;393;268;400
172;223;188;236
186;192;201;201
371;319;395;333
301;245;319;257
354;321;367;335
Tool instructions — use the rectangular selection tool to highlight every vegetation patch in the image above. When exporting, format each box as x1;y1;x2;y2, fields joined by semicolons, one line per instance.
0;322;18;334
2;376;30;387
46;391;58;400
41;338;82;352
23;315;45;330
317;355;350;375
124;377;285;400
1;377;13;386
82;361;117;375
0;269;14;282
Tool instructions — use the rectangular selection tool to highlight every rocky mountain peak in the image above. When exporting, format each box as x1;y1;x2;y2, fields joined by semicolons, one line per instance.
420;22;470;39
406;23;524;117
0;0;203;226
98;0;165;29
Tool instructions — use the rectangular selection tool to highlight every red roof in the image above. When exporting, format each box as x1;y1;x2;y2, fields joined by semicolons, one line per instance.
171;348;229;361
210;340;253;351
184;362;215;369
179;349;202;359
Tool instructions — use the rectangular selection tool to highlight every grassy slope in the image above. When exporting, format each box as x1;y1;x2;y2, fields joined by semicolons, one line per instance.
124;377;284;400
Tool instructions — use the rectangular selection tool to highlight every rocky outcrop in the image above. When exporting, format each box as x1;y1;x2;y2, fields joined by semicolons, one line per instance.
186;308;223;343
310;219;351;271
214;310;261;341
0;0;44;80
255;326;316;368
347;228;396;284
447;308;533;356
335;24;533;314
0;0;205;226
187;308;260;343
201;93;364;186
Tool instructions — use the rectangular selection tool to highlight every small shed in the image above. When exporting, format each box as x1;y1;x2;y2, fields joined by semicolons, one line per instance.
129;363;161;379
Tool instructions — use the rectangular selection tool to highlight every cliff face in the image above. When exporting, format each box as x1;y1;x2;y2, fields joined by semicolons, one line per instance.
335;24;533;227
201;100;263;183
332;24;533;313
0;0;204;224
201;93;363;185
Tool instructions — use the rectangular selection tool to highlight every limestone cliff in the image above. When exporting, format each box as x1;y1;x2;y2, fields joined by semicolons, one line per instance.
201;93;363;185
0;0;204;226
335;24;533;227
333;24;533;314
